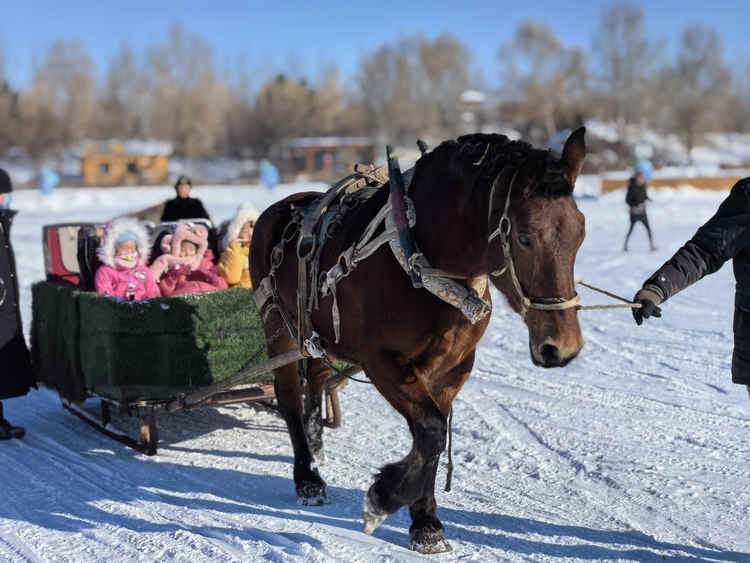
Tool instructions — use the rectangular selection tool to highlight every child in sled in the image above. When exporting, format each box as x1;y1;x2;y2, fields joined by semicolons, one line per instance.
217;203;260;289
94;218;161;301
149;221;228;296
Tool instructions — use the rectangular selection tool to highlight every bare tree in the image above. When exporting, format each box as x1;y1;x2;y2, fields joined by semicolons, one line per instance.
724;59;750;134
143;23;227;157
357;34;471;145
418;35;471;136
308;69;347;137
95;45;148;140
498;21;587;139
223;56;256;157
592;1;659;131
662;25;731;159
0;47;20;152
250;74;314;155
19;40;96;158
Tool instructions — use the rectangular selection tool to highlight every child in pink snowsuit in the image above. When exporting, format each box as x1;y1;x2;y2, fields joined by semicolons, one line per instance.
149;221;227;296
94;218;161;301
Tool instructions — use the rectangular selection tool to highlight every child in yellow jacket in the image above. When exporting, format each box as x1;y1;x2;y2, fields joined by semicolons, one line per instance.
217;203;260;288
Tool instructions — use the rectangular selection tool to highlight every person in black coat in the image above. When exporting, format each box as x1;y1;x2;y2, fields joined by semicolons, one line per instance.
0;168;36;439
624;171;655;251
632;175;750;396
160;176;211;223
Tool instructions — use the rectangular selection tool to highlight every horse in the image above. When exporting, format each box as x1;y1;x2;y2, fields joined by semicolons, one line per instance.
249;127;587;553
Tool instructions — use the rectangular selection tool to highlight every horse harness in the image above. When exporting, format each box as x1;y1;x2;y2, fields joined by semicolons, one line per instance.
253;160;494;359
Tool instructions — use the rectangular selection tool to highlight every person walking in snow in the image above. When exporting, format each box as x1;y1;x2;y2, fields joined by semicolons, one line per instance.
632;175;750;397
623;171;655;251
0;168;36;439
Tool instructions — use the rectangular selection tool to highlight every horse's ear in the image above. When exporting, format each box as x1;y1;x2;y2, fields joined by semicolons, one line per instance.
511;150;548;197
561;127;586;186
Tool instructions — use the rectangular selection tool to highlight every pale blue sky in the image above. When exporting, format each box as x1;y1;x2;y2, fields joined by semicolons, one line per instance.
2;0;749;89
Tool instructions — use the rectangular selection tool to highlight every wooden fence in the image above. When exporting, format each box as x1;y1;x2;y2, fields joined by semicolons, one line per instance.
600;174;744;193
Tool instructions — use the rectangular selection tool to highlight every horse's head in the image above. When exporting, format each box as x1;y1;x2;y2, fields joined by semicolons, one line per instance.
487;127;586;368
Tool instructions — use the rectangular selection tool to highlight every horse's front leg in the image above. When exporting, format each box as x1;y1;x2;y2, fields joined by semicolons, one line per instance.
303;357;331;465
407;462;450;553
361;357;448;546
406;352;475;553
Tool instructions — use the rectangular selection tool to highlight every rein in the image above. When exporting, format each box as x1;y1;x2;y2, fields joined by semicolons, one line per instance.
487;171;580;321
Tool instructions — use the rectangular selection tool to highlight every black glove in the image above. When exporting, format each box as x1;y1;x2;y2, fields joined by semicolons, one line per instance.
632;285;664;326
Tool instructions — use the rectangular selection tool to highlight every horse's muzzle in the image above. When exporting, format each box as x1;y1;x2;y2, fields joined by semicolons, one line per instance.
530;340;583;368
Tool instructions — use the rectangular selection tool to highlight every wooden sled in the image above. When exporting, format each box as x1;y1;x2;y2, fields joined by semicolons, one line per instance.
31;222;357;455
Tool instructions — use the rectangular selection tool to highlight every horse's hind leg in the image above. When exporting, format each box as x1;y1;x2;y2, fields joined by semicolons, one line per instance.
264;315;328;505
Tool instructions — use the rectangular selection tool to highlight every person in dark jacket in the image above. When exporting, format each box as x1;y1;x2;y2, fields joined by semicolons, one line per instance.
624;171;655;251
632;175;750;396
160;176;211;223
0;168;36;439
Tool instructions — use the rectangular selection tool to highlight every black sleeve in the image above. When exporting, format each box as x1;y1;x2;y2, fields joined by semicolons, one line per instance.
197;200;211;222
625;180;635;206
646;178;750;300
161;199;176;222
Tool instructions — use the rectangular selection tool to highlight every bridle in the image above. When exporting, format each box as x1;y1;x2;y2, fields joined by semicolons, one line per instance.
487;169;580;321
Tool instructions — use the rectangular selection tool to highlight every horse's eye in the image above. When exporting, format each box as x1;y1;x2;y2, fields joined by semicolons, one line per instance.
518;234;533;248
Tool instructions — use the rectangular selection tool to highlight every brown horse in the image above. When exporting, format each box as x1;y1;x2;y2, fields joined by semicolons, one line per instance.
249;128;587;553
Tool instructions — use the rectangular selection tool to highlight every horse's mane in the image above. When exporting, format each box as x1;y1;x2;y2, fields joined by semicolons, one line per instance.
419;133;573;200
333;133;574;253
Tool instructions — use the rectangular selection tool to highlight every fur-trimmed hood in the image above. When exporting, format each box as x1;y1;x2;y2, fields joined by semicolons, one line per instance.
221;203;260;251
97;218;152;267
159;221;210;271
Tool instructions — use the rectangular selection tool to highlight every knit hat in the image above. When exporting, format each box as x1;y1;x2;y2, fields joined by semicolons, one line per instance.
0;168;13;194
116;230;139;244
174;175;191;190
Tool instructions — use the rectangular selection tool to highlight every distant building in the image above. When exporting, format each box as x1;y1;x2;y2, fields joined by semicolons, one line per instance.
80;140;172;186
288;137;376;181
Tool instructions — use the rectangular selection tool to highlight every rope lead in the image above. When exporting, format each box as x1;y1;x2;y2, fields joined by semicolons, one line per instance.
576;280;642;310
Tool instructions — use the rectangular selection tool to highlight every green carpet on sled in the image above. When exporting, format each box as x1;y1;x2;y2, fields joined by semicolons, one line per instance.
30;282;88;404
31;282;272;403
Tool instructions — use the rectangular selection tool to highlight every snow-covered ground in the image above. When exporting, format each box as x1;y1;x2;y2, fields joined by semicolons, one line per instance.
2;180;749;562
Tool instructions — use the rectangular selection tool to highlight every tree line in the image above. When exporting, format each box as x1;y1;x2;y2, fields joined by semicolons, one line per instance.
0;1;748;163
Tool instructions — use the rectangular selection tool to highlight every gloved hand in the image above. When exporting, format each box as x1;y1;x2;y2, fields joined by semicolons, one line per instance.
632;285;663;325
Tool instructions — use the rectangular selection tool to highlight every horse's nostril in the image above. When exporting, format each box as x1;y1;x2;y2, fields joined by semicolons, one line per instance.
539;344;560;365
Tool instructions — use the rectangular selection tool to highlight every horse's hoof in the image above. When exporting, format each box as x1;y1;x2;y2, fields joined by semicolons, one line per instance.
410;538;453;554
296;481;328;506
410;529;453;554
362;490;387;535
